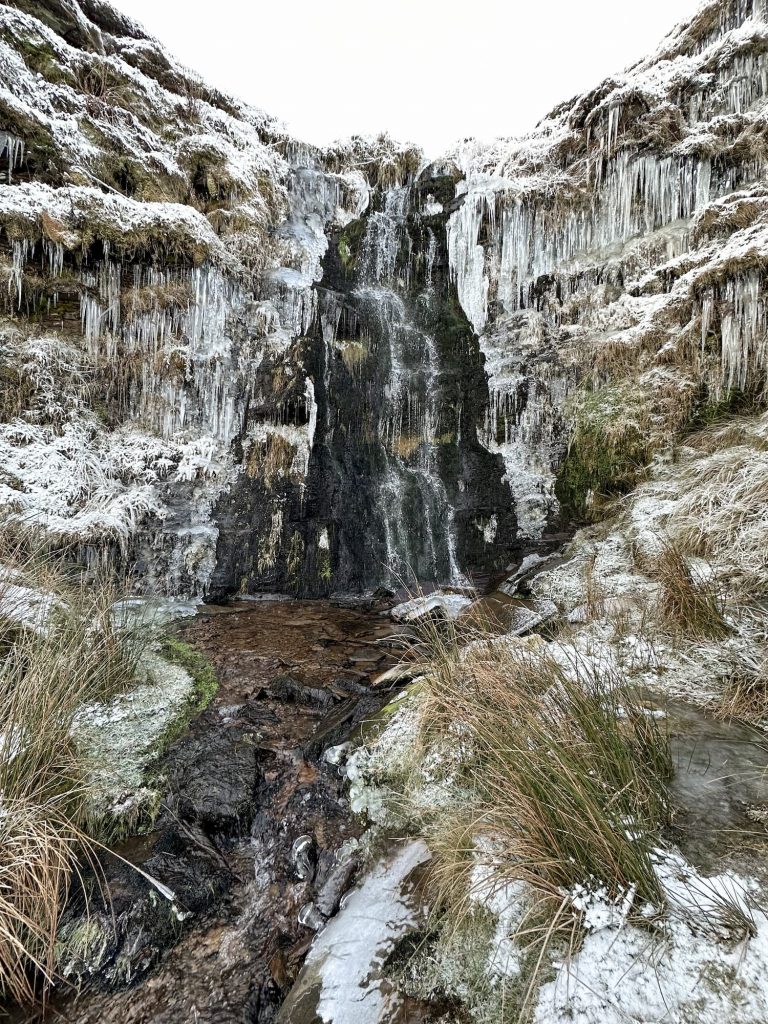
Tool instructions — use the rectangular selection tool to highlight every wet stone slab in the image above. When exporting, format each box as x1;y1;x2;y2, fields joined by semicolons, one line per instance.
667;702;768;871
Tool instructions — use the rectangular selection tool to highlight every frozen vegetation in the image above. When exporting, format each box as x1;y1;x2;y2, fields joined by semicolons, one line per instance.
3;0;768;1020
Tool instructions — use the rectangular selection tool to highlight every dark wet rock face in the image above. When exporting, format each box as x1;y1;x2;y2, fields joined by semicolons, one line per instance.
46;600;407;1024
165;722;261;834
209;164;518;600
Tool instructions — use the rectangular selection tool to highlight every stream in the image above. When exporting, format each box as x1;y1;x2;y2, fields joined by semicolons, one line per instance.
38;597;411;1024
11;590;768;1024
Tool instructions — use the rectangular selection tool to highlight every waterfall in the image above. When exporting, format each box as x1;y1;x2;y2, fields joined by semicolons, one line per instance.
349;184;469;587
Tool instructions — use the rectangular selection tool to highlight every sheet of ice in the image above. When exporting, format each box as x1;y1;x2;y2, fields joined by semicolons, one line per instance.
390;593;473;622
277;841;430;1024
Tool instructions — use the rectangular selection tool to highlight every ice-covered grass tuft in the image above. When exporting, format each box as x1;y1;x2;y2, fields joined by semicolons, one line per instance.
0;539;144;1005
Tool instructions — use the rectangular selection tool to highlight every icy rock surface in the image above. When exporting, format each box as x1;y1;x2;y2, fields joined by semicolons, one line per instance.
276;840;430;1024
389;592;473;622
445;0;768;537
3;0;768;597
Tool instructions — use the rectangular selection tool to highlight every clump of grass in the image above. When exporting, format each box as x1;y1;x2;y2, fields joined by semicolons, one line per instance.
458;651;669;899
650;541;730;640
399;616;675;1021
716;672;768;727
245;433;298;489
0;799;87;1005
0;540;144;1006
402;605;673;903
664;418;768;597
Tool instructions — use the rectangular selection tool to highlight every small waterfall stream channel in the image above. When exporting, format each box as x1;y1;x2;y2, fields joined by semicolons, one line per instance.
36;595;417;1024
12;579;768;1024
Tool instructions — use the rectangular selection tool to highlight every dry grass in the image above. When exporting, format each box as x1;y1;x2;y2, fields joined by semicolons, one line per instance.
405;611;673;899
663;421;768;597
0;540;142;1005
649;541;730;640
715;669;768;727
245;433;298;489
400;616;674;1019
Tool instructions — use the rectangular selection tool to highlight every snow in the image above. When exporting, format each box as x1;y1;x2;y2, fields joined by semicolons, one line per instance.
469;838;529;982
535;853;768;1024
0;567;58;632
281;841;430;1024
0;182;227;265
390;592;473;623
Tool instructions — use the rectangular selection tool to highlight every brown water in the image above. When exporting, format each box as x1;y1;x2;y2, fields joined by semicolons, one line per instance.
25;600;409;1024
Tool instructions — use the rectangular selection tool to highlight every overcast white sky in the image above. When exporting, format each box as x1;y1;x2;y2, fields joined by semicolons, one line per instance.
110;0;702;156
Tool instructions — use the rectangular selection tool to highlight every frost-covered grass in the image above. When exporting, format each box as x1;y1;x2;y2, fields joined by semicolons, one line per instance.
0;539;218;1004
0;542;144;1005
647;539;731;640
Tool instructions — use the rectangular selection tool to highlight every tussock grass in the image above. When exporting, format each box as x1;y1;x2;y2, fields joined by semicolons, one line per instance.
0;540;143;1005
405;611;672;899
649;541;730;640
399;615;674;1020
716;671;768;727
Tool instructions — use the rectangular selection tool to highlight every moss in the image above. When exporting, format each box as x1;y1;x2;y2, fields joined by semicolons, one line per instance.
287;530;304;590
318;545;333;584
159;637;218;712
555;385;652;521
4;33;75;86
338;218;366;272
145;637;219;761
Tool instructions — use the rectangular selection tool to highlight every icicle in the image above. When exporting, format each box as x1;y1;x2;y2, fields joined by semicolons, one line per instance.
719;271;766;392
0;132;25;184
10;239;32;308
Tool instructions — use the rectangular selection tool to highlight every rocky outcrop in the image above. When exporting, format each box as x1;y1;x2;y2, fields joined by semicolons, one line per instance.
2;0;768;599
0;6;517;598
446;0;768;524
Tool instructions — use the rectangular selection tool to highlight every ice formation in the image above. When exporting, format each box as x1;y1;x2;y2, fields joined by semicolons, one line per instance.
444;0;768;536
2;0;768;597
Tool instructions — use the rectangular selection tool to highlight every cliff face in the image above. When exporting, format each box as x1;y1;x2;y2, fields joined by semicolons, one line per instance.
0;0;518;597
446;0;768;526
1;0;767;599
